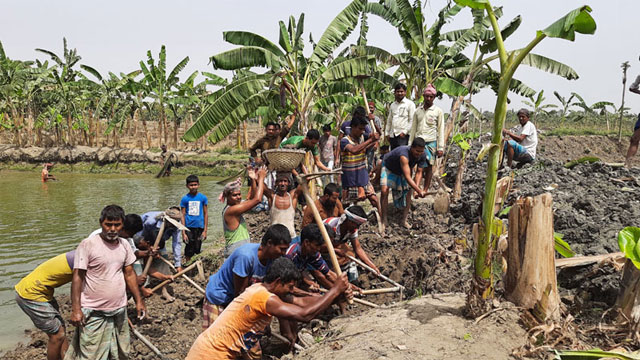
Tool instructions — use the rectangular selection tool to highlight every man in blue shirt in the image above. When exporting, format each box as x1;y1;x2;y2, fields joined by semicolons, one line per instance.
202;224;291;330
180;175;208;263
380;138;428;229
136;208;183;271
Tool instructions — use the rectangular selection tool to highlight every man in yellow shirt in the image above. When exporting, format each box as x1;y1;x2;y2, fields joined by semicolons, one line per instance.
15;251;75;360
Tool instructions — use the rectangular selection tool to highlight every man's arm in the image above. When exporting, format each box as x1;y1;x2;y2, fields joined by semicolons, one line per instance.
290;186;303;209
502;129;527;143
630;74;640;95
70;269;86;327
409;109;419;144
314;155;331;172
401;156;424;195
124;265;146;319
342;135;378;155
202;204;208;239
385;106;393;139
226;169;267;217
436;109;445;155
249;138;264;158
415;167;426;194
351;237;380;274
232;274;250;298
180;207;187;243
265;273;349;322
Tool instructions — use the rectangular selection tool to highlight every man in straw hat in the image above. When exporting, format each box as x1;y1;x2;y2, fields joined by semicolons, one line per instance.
220;165;267;258
410;84;445;194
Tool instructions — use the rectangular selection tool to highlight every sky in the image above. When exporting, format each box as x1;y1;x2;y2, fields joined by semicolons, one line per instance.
2;0;639;114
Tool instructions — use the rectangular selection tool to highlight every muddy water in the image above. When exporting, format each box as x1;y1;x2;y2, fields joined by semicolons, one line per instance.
0;170;224;352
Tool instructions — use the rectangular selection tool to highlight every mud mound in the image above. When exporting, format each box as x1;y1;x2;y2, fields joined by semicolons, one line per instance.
297;293;526;360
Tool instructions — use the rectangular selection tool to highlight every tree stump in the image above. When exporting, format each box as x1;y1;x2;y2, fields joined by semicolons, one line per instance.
504;193;560;321
616;259;640;328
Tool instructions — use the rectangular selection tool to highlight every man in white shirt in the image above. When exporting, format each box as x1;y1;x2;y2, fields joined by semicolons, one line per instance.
385;83;416;150
410;84;445;193
626;73;640;168
502;108;538;168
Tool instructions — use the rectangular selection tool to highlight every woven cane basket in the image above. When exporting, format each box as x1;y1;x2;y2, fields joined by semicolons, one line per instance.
262;149;307;171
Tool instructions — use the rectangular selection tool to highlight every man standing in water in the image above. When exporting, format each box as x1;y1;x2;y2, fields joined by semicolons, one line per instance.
626;71;640;168
41;163;57;182
66;205;145;360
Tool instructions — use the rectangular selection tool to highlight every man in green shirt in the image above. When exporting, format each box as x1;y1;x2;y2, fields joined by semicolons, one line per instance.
280;129;331;174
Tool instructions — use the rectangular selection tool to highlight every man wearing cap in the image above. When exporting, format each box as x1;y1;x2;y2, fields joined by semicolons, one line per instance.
502;108;538;168
137;207;184;271
410;84;445;193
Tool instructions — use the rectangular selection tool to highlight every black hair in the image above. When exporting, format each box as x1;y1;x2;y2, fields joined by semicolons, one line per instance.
517;108;530;118
300;224;325;246
264;257;302;284
351;116;368;128
100;205;125;223
186;174;199;184
123;214;143;235
411;137;426;148
261;224;292;246
394;83;407;91
306;129;320;140
323;183;340;196
352;106;367;120
380;144;390;151
322;124;332;132
265;121;278;128
346;205;366;219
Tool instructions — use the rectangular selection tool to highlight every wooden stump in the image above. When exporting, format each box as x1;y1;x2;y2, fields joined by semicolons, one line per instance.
616;259;640;328
504;193;560;321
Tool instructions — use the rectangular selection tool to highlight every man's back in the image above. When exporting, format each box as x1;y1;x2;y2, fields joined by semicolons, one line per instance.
205;243;270;306
187;283;274;360
15;251;75;302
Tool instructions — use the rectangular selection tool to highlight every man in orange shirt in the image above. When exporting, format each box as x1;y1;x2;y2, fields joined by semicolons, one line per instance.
186;257;350;360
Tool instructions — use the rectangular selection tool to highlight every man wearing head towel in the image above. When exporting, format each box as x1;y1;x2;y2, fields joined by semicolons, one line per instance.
410;84;445;194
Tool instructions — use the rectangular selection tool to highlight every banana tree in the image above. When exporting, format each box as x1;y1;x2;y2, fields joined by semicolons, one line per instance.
522;90;558;125
569;91;614;125
454;0;596;313
184;0;371;143
139;45;189;147
36;38;83;145
553;91;578;122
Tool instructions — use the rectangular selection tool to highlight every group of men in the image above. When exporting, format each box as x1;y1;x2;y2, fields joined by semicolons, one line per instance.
15;174;211;359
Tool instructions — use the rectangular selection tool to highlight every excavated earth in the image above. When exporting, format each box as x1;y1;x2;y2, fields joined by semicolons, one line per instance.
4;134;640;359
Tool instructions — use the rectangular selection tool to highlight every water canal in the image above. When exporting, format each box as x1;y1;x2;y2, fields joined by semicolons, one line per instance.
0;170;224;352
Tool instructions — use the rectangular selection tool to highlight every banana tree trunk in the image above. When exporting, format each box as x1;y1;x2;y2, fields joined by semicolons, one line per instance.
66;112;73;146
236;126;241;149
616;259;640;330
243;121;249;150
142;117;151;150
452;151;467;201
173;120;178;149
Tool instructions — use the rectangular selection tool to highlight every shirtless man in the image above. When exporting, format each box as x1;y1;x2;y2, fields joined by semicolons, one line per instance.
264;173;302;243
41;163;57;182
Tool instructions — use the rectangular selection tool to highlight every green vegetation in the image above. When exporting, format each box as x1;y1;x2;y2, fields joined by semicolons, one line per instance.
618;226;640;269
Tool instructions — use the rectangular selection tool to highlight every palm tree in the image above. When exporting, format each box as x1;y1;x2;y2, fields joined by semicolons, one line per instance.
184;0;371;143
139;45;189;147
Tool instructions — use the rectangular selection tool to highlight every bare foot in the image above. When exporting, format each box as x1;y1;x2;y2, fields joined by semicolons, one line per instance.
161;287;175;302
402;221;411;229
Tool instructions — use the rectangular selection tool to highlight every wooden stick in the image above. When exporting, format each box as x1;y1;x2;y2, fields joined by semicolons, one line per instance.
360;287;401;295
346;255;405;289
157;257;205;295
297;175;351;304
555;252;624;269
318;288;378;308
150;262;199;293
359;78;378;135
142;219;166;278
271;332;305;352
128;318;165;358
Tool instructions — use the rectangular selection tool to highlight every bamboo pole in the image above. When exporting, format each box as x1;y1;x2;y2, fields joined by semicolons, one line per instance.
271;332;305;352
142;219;166;278
157;257;205;295
346;255;405;290
360;287;401;295
150;262;199;293
297;173;352;305
128;318;165;358
318;288;378;308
